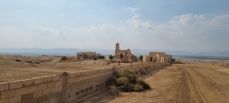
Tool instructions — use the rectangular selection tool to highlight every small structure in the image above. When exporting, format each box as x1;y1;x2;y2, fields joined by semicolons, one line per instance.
77;52;98;60
114;43;137;63
144;52;172;64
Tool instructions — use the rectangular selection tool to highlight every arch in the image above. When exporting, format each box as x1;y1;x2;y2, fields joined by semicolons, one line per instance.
120;54;123;59
150;57;153;62
161;57;165;63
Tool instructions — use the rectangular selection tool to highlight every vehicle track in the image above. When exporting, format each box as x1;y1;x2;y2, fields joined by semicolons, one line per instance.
176;64;229;103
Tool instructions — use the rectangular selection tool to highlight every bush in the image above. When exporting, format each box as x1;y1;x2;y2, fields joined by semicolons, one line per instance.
97;55;105;59
137;79;151;89
110;69;151;92
133;84;144;92
121;69;137;84
109;55;114;60
61;56;68;61
139;55;144;61
106;75;117;85
116;77;129;86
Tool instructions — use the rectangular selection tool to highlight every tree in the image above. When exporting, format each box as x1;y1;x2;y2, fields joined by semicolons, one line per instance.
139;55;143;61
97;55;105;59
109;55;114;60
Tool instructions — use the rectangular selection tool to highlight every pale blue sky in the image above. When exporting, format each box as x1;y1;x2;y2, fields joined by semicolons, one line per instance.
0;0;229;52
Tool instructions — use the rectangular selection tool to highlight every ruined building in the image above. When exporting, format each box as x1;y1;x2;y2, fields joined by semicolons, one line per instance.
114;43;137;63
77;52;98;60
144;52;172;64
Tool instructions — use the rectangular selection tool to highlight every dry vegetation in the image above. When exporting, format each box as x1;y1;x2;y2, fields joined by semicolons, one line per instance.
107;69;151;92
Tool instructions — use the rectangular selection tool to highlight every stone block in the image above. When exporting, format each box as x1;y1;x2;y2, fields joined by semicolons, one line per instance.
0;83;9;91
42;89;52;96
21;93;35;103
22;79;33;87
8;96;21;103
0;98;9;103
37;95;47;103
27;85;38;93
43;76;54;83
33;91;43;98
47;82;58;88
0;89;15;99
14;87;28;96
52;76;61;82
9;81;22;90
33;78;43;85
37;84;48;91
52;86;62;93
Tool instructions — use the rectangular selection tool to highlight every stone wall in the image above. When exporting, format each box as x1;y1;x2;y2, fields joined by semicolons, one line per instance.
63;68;113;103
0;75;62;103
0;63;163;103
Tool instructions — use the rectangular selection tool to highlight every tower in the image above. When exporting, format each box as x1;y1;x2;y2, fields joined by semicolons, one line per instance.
115;43;120;56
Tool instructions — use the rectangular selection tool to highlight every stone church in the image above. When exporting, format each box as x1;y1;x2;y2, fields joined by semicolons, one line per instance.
144;52;172;64
114;43;137;63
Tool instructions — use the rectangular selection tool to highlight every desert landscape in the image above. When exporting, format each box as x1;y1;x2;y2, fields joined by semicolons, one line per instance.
1;55;229;103
1;0;229;103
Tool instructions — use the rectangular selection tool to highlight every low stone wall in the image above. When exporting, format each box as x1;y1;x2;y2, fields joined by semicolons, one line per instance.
0;75;62;103
0;63;164;103
63;68;113;103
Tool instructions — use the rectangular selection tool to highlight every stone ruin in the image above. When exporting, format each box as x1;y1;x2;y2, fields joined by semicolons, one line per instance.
114;43;137;63
77;52;101;60
144;52;173;64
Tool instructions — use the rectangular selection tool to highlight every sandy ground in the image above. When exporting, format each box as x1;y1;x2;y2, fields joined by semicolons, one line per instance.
0;55;132;82
86;62;229;103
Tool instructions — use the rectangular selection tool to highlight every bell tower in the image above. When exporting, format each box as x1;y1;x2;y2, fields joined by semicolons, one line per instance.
115;42;120;55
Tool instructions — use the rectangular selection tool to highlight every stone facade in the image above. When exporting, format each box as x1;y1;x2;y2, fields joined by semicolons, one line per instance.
144;52;172;64
114;43;137;63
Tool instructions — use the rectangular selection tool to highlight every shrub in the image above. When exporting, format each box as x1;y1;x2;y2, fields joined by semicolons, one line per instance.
97;55;105;59
139;55;144;61
133;84;144;92
106;75;117;85
111;69;151;92
61;56;68;61
121;69;137;84
137;79;151;90
109;55;114;60
15;59;22;62
116;77;129;86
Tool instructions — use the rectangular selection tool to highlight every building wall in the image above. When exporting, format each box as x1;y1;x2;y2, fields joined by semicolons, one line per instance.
0;63;164;103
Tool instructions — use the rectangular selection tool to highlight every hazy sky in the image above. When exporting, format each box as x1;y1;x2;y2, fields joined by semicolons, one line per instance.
0;0;229;52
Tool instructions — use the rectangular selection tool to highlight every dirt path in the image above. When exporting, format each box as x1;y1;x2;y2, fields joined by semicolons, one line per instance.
176;64;229;103
106;63;229;103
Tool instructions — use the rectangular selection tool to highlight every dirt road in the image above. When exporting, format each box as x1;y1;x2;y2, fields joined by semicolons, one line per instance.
107;63;229;103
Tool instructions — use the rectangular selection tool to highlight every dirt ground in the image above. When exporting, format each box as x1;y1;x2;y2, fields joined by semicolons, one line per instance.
2;55;229;103
87;61;229;103
0;55;132;82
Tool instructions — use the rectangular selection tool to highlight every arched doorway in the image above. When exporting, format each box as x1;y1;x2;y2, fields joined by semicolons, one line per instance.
120;54;123;59
150;57;153;62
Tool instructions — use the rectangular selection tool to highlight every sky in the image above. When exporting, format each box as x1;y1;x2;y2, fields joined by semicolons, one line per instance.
0;0;229;52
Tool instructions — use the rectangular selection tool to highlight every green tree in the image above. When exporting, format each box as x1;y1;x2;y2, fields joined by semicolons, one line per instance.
139;55;143;61
109;55;114;60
